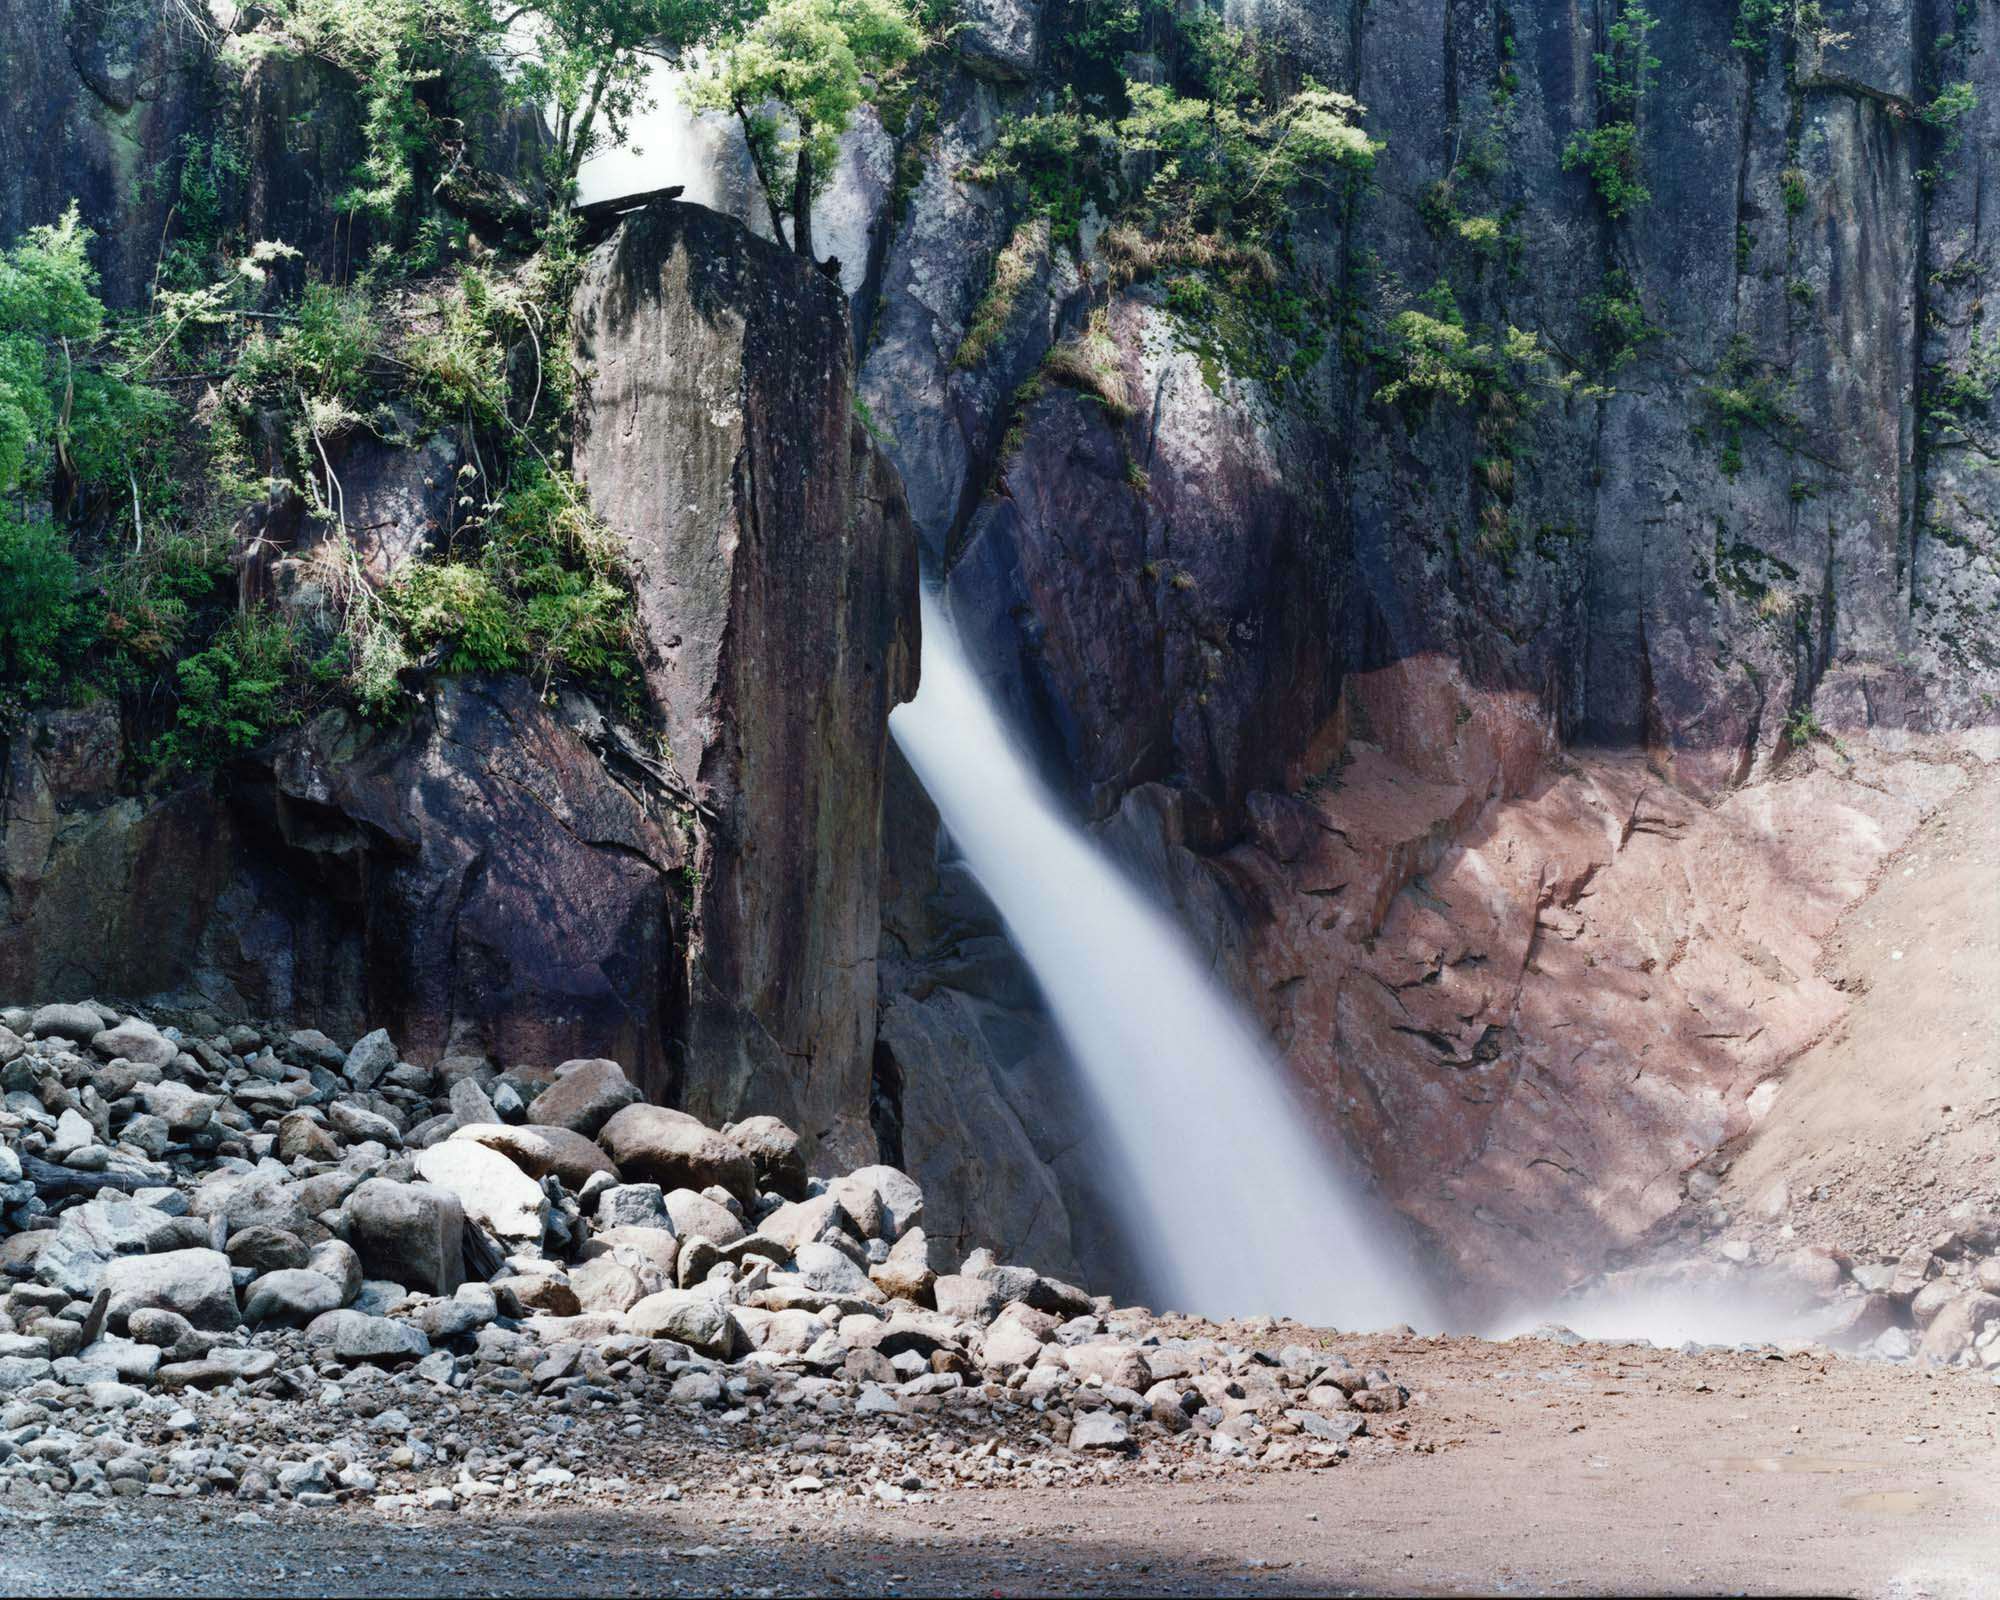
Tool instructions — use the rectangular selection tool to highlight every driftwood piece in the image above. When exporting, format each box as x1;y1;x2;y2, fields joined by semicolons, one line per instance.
575;185;687;246
18;1153;152;1201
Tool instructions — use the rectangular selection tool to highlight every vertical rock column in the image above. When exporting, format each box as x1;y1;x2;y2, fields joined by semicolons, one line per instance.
572;202;920;1169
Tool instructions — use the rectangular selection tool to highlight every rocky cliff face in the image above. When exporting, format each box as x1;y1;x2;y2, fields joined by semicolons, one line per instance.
571;202;921;1168
5;0;1999;1312
1;681;688;1080
819;0;2000;1301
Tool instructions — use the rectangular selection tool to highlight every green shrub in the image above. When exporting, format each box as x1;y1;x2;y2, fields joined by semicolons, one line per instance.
0;512;89;711
152;613;315;771
1584;272;1657;370
96;529;234;680
394;561;520;672
954;219;1047;370
1563;123;1648;217
964;103;1104;244
241;280;383;404
1375;282;1560;412
404;266;522;425
1699;337;1800;474
1783;704;1825;744
382;462;634;694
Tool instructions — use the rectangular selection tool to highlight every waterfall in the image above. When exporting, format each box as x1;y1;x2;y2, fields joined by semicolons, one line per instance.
890;590;1431;1329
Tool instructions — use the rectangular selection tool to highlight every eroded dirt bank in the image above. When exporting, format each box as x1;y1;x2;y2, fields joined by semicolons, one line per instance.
4;1331;1995;1599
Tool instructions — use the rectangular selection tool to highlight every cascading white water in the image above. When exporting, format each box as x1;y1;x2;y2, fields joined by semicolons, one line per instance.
890;590;1431;1329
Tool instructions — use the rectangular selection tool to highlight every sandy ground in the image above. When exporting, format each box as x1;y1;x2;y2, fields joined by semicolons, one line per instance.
4;1330;1996;1598
1716;754;2000;1260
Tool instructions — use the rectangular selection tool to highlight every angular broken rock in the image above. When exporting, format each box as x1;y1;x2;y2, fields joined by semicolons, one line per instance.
828;1166;924;1243
448;1076;501;1129
1064;1341;1152;1391
33;1197;197;1296
1911;1277;1959;1328
624;1288;742;1357
792;1241;883;1302
527;1059;642;1138
343;1029;399;1090
979;1319;1046;1374
585;1226;681;1292
870;1228;936;1302
101;1248;240;1332
159;1347;280;1389
277;1111;341;1162
243;1268;346;1325
82;1334;165;1380
760;1197;866;1263
329;1100;403;1148
726;1115;809;1200
331;1312;432;1364
1918;1291;2000;1364
596;1183;672;1230
135;1081;222;1137
932;1274;1004;1324
287;1029;348;1073
1070;1411;1130;1451
598;1104;755;1202
499;1274;582;1317
190;1172;310;1237
414;1140;550;1247
341;1179;465;1296
571;1255;649;1315
1287;1408;1366;1443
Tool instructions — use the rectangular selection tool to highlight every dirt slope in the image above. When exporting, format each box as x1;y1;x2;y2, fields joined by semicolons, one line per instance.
1715;758;2000;1262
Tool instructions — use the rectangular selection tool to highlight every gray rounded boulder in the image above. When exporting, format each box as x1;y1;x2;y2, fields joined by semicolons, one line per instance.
526;1059;642;1138
598;1105;755;1204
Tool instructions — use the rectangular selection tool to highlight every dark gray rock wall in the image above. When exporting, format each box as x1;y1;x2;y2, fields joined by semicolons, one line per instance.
0;0;219;306
0;681;688;1079
571;203;921;1170
844;0;2000;1292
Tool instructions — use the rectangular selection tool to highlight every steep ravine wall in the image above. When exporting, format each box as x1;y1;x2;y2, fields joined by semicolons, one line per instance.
829;0;2000;1303
3;0;1999;1310
570;202;921;1168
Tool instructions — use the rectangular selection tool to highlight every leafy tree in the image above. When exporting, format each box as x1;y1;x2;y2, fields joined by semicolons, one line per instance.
0;205;175;520
267;0;751;229
1117;80;1376;238
1563;0;1658;218
687;0;923;261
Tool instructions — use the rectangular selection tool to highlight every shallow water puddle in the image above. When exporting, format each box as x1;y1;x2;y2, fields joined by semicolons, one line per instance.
1712;1457;1898;1474
1839;1489;1929;1514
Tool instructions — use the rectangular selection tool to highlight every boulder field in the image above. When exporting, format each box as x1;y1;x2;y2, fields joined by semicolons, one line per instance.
0;1002;1410;1513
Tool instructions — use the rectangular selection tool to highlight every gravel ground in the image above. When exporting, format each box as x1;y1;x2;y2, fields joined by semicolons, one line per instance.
6;1329;1996;1598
